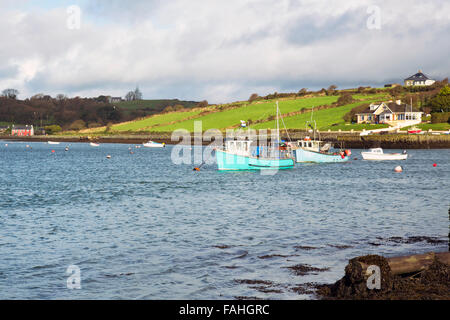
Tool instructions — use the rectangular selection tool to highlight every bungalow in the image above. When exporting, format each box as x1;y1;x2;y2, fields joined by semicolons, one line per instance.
356;100;423;124
108;96;123;103
404;70;435;86
11;125;34;136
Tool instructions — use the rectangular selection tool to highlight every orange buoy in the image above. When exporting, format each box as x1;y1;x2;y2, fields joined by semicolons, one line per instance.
433;163;437;167
51;150;55;153
394;166;403;173
193;167;200;171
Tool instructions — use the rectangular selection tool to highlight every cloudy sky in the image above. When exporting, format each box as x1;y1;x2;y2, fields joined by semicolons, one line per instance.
0;0;449;103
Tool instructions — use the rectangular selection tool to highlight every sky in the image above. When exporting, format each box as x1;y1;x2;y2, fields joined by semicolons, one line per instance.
0;0;449;103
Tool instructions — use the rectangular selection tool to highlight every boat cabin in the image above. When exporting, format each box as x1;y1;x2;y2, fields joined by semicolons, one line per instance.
297;137;322;152
224;140;253;156
367;148;384;154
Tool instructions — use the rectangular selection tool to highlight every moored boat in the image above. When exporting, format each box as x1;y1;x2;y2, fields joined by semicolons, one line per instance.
90;142;100;147
48;141;60;145
143;141;165;148
295;148;351;163
215;102;294;171
361;148;407;160
408;127;422;134
215;140;294;170
293;112;351;163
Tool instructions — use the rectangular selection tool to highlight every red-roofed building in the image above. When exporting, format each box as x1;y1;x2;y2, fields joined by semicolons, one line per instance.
11;125;34;136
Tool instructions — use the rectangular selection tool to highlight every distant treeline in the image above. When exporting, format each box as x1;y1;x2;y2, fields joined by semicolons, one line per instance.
0;95;200;130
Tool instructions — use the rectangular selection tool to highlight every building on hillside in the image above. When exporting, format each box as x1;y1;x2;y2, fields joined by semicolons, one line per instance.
384;83;401;88
356;100;423;124
11;125;34;136
0;126;9;133
404;70;435;86
108;96;123;103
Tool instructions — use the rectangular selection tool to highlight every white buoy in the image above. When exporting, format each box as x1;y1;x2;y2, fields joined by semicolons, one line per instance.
106;155;111;159
394;166;403;173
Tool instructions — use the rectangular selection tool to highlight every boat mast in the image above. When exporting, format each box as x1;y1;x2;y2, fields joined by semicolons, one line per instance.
276;101;280;143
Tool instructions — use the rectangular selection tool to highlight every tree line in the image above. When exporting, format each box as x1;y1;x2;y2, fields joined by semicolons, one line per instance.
0;93;125;130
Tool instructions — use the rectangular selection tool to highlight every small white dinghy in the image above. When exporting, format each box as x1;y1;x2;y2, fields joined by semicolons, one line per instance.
48;141;60;145
143;141;165;148
90;142;100;147
361;148;407;161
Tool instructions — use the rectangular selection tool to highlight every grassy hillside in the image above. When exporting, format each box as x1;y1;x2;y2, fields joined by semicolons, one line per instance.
252;100;383;130
150;96;340;132
79;91;412;134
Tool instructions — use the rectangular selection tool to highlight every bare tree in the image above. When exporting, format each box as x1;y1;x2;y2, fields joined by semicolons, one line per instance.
125;91;135;101
2;88;19;99
134;86;142;100
56;94;68;101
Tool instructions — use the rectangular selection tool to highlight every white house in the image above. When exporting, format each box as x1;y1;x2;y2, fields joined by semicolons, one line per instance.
404;70;435;86
356;100;423;124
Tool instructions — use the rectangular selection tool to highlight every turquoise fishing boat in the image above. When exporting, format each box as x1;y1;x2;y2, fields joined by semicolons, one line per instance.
215;102;294;171
216;140;294;170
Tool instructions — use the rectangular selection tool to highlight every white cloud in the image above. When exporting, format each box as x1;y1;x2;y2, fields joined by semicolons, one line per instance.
0;0;449;102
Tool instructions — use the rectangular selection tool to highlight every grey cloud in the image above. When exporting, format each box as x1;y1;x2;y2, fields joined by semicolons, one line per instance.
0;0;448;102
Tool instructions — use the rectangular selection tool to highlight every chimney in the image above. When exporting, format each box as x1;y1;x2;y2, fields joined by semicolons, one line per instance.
396;100;401;105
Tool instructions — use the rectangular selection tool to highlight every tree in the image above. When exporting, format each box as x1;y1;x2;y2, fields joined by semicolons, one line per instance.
196;100;208;108
56;94;68;101
298;88;308;96
69;119;86;131
173;104;185;111
44;125;62;135
134;87;143;100
248;93;259;102
438;85;450;96
125;91;135;101
337;93;354;106
2;88;19;99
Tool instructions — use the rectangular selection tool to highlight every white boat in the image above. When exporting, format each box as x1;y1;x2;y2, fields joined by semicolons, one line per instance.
90;142;100;147
48;141;60;145
361;148;407;161
143;141;165;148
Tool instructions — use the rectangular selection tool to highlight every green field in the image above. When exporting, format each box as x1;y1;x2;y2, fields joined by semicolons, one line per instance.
150;96;340;132
110;109;203;132
416;123;450;131
251;102;365;130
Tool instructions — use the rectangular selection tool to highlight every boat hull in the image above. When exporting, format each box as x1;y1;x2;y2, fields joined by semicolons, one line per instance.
143;144;165;148
295;148;349;163
216;149;294;170
361;153;407;160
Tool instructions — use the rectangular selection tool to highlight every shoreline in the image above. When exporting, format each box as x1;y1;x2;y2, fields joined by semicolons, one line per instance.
2;132;450;149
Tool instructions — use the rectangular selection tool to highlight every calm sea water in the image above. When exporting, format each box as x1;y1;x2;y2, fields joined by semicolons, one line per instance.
0;141;448;299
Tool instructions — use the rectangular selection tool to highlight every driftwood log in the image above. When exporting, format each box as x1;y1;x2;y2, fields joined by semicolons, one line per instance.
319;252;450;299
357;252;450;276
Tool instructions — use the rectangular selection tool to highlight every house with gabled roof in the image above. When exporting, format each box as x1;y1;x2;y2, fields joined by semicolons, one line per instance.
356;100;423;124
404;70;435;86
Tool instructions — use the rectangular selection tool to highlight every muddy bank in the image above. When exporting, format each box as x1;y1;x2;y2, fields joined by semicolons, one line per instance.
317;252;450;300
2;131;450;148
